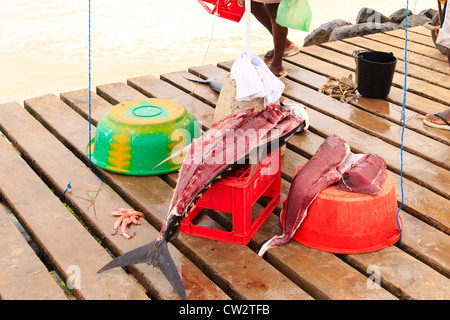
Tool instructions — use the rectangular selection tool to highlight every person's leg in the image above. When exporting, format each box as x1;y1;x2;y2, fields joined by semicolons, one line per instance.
251;1;272;32
265;3;288;75
251;1;293;62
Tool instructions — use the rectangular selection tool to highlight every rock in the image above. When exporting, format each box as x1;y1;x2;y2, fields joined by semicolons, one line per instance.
419;8;437;19
389;8;412;24
329;22;400;42
399;12;431;29
303;19;351;47
356;8;391;24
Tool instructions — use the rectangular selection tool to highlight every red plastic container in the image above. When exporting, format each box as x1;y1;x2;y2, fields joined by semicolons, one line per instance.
197;0;245;22
293;172;401;254
181;149;281;245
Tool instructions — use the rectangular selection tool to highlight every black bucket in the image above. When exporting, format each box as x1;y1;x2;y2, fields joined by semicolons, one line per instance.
354;50;397;99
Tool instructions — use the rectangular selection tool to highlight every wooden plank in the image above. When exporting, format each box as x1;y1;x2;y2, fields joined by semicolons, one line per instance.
263;205;450;299
0;100;227;300
286;50;448;116
399;213;450;278
362;29;450;74
410;25;436;36
328;37;450;80
274;55;450;145
0;203;68;300
349;36;450;76
24;93;310;300
366;32;448;63
268;60;450;146
297;44;450;106
342;245;450;299
388;28;436;48
0;122;149;300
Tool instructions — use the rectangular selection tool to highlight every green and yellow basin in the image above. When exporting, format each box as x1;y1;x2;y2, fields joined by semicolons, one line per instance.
87;98;200;175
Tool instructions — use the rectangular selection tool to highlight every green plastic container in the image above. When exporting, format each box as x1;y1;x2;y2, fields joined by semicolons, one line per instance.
87;98;201;175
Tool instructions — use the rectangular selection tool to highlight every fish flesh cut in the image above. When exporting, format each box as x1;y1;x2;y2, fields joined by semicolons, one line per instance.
258;134;372;257
337;154;386;195
98;104;305;299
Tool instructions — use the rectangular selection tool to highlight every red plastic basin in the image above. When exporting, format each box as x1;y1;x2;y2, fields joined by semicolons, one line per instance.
292;172;401;254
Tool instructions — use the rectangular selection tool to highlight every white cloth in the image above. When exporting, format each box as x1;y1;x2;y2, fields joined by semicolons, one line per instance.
230;52;266;102
437;2;450;49
230;52;285;106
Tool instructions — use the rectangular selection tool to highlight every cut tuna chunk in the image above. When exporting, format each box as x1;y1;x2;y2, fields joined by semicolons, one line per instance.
338;154;386;195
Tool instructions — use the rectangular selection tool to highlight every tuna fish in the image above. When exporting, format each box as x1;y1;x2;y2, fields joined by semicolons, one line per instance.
97;104;305;299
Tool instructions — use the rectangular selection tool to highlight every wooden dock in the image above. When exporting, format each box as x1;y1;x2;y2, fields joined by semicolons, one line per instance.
0;26;449;301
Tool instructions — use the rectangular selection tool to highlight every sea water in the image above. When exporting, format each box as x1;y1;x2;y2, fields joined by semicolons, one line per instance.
0;0;433;103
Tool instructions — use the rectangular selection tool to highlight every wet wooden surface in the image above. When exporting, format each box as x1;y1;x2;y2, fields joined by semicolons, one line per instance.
0;26;449;300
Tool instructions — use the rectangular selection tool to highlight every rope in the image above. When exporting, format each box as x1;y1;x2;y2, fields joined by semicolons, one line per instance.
63;181;72;202
62;0;103;210
396;0;412;248
318;75;357;103
88;0;92;170
190;12;218;97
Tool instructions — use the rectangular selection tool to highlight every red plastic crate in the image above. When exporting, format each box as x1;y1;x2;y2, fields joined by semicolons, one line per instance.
197;0;245;22
181;149;281;245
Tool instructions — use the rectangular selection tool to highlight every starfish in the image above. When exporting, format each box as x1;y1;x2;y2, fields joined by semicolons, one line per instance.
108;208;145;239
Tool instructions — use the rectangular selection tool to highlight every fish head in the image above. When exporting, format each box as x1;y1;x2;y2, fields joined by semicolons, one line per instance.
281;104;309;132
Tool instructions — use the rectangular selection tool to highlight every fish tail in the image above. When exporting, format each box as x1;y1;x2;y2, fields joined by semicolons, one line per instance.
206;72;215;82
97;239;186;300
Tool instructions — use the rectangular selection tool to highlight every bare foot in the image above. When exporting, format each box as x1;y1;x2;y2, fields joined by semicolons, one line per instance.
269;65;287;78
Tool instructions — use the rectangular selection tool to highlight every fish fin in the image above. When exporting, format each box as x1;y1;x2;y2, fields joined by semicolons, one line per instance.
97;241;153;273
153;144;190;170
153;240;186;300
97;240;186;300
207;73;215;82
